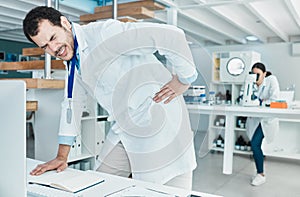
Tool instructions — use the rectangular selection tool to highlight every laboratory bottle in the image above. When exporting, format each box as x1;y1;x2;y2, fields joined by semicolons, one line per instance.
208;91;215;105
235;140;240;150
216;135;223;148
225;90;232;102
199;94;206;103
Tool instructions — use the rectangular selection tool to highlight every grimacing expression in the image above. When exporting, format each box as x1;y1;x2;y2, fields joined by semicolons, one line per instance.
252;67;266;86
30;16;74;61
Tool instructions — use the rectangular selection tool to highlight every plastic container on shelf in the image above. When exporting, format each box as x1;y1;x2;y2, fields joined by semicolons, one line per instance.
208;91;215;105
199;94;206;103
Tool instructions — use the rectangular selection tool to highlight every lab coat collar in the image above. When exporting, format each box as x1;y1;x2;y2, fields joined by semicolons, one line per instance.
72;23;88;54
71;22;89;88
261;77;267;87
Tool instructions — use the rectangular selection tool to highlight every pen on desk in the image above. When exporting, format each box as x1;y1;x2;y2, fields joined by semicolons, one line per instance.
104;185;136;197
145;188;179;197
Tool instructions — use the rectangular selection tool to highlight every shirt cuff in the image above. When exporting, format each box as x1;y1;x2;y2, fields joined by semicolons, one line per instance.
58;135;76;146
178;72;198;85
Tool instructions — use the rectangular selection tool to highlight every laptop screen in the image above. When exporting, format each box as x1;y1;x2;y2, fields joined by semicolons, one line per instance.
0;80;26;196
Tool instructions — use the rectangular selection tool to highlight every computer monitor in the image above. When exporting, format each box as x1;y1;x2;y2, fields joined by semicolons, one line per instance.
0;80;26;196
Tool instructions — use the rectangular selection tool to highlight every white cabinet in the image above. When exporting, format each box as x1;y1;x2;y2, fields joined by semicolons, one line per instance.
262;119;300;160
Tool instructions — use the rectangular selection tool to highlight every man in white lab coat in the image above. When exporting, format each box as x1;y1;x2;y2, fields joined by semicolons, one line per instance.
23;6;198;189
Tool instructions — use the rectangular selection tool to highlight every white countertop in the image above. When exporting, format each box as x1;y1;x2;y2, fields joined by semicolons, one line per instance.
27;158;222;197
187;104;300;119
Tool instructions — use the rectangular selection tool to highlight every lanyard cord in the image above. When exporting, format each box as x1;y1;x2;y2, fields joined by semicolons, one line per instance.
67;36;78;99
257;85;265;99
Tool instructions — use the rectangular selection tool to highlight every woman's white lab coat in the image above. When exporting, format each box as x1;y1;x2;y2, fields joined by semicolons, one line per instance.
246;75;280;143
58;19;198;184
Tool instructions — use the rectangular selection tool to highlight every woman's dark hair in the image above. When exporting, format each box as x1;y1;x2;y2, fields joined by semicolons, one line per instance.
23;6;64;43
266;71;272;77
251;62;266;73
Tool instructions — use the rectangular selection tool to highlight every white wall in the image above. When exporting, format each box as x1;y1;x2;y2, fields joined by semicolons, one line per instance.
191;42;300;100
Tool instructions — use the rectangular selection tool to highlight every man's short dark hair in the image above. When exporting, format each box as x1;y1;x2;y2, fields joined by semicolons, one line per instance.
23;6;64;43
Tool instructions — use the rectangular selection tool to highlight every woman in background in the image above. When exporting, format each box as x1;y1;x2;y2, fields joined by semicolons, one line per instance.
246;62;280;186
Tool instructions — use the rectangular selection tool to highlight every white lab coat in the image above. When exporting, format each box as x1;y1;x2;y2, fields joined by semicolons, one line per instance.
58;20;198;184
246;75;280;143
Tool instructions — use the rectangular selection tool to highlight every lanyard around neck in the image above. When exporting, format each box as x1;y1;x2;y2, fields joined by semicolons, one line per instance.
67;36;78;99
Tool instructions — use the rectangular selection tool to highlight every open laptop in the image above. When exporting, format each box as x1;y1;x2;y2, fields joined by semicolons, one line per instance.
0;80;26;197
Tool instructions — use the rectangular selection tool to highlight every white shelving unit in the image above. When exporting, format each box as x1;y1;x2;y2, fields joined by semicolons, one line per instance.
207;111;300;159
34;90;107;170
208;51;251;155
67;95;107;170
208;115;252;155
210;81;243;105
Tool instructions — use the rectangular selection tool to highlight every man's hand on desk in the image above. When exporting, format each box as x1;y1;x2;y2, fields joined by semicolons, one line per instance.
30;157;68;176
30;144;70;176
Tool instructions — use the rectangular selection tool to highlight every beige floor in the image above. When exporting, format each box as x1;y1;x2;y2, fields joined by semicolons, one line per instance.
192;131;300;197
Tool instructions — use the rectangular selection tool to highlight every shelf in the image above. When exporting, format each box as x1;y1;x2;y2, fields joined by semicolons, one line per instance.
211;126;225;129
0;60;65;70
118;17;138;23
234;127;246;131
26;101;38;111
22;47;45;56
0;78;65;89
211;147;252;155
81;115;108;121
233;149;252;155
68;153;94;163
211;147;224;152
80;7;154;22
94;0;165;13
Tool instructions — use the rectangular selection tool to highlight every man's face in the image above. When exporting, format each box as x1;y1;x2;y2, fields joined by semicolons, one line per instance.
31;16;74;61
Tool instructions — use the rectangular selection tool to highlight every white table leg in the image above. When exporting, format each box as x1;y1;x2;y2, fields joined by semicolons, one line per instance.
223;114;234;174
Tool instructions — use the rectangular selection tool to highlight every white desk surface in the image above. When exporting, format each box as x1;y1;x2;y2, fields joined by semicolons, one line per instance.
27;158;222;197
187;104;300;175
187;104;300;119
